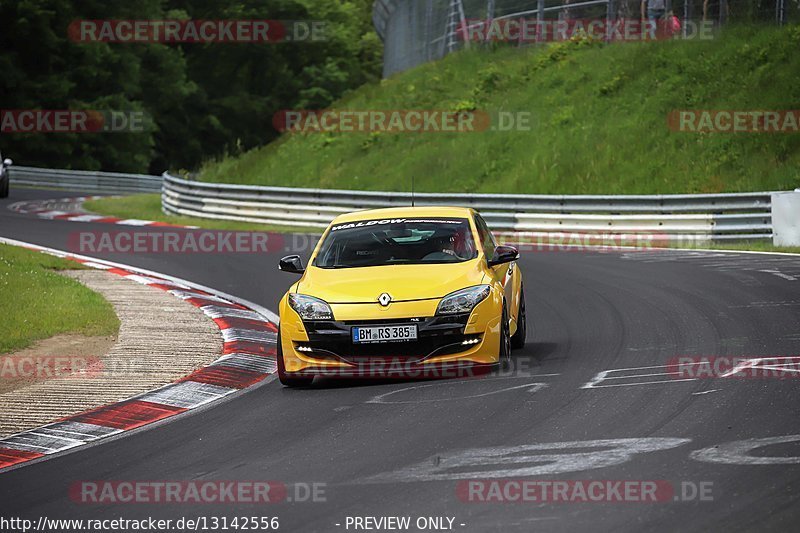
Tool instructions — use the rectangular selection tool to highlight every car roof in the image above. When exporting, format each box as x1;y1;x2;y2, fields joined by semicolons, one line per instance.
330;206;476;225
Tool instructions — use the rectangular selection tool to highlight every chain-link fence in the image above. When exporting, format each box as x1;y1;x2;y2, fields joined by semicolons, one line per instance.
374;0;799;76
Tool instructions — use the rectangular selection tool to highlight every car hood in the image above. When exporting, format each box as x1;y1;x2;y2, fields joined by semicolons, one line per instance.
296;261;485;303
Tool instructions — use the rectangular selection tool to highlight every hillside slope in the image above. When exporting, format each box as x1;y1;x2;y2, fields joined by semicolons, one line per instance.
199;25;800;194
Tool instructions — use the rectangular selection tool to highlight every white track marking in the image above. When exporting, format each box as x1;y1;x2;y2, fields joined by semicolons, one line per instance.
720;356;800;378
34;210;69;219
691;435;800;465
581;364;700;389
124;273;190;288
200;305;265;321
115;219;157;226
169;289;231;304
366;380;551;405
586;357;800;387
212;353;277;374
63;214;106;222
360;438;691;483
759;269;797;281
719;360;758;378
601;371;682;380
220;328;277;343
137;381;237;409
583;378;698;389
0;422;124;454
0;421;121;455
35;421;121;440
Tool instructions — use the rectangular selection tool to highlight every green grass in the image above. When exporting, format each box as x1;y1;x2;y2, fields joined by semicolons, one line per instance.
678;241;800;254
0;244;120;353
84;194;321;233
198;25;800;195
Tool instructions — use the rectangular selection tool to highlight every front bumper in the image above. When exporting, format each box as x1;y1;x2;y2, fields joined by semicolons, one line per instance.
305;314;474;362
279;296;502;376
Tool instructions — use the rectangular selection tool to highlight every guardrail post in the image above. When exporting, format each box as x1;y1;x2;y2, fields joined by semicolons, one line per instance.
683;0;690;38
771;191;800;246
776;0;786;25
537;0;545;43
605;0;615;42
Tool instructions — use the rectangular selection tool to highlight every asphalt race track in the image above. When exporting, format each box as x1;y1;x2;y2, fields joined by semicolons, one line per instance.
2;187;799;532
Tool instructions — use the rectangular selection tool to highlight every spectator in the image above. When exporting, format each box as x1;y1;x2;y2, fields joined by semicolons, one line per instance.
641;0;666;24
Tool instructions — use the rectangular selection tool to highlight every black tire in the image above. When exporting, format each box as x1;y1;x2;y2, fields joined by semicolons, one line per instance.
276;327;314;387
0;177;8;199
499;304;512;369
511;286;527;349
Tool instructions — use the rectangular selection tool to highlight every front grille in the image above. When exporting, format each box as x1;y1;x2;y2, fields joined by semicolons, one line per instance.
301;315;472;363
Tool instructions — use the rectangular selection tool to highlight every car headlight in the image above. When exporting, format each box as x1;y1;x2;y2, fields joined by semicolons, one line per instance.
288;293;333;320
436;285;491;315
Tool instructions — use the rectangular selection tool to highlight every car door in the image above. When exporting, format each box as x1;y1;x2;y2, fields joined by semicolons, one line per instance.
474;214;518;328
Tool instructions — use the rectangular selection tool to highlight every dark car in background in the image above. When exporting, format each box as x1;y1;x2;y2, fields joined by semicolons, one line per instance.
0;154;12;198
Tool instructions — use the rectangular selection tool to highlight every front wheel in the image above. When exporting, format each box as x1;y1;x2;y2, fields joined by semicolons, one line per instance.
0;178;8;198
511;286;527;349
499;304;512;369
276;327;314;387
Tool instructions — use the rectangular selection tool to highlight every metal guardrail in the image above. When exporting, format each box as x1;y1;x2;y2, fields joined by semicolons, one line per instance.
3;164;776;241
9;166;162;194
162;173;774;241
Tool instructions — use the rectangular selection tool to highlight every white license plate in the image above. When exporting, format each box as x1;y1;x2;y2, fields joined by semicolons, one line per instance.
352;325;418;344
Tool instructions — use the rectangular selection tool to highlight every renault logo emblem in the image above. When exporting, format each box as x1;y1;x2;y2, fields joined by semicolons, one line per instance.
378;293;392;307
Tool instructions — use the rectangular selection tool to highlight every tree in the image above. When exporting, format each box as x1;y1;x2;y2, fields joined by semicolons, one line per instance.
0;0;382;172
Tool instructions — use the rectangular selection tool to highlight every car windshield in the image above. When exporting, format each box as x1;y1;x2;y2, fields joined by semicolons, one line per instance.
314;217;478;269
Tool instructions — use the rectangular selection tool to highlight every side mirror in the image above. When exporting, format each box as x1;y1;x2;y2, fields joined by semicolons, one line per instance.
2;159;11;167
487;245;519;267
279;255;305;274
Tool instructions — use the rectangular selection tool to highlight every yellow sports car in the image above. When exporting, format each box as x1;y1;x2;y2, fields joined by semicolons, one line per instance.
276;206;526;386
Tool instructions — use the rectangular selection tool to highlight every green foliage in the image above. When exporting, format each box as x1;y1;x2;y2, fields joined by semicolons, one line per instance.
200;25;800;195
0;245;119;353
0;0;382;173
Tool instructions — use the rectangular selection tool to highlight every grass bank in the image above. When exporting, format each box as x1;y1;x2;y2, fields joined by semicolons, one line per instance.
199;25;800;194
0;244;120;353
